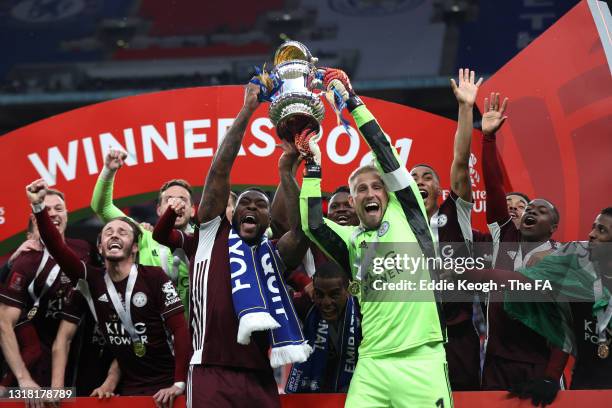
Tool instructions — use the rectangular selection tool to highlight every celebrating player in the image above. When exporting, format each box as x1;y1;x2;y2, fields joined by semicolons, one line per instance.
286;261;362;393
153;81;311;408
91;151;195;313
26;179;190;407
409;68;484;390
327;186;359;227
461;207;612;405
479;93;567;393
299;68;451;407
0;189;92;392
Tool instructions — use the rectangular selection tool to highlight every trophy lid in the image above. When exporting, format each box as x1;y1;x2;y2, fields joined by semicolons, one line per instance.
273;41;314;65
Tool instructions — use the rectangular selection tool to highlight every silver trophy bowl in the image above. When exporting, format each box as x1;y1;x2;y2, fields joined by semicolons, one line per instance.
268;41;324;141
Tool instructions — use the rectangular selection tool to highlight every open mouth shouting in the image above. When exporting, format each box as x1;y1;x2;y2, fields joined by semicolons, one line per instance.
240;213;259;234
419;189;429;199
335;214;349;225
522;214;538;228
360;200;384;229
365;202;380;214
107;239;123;253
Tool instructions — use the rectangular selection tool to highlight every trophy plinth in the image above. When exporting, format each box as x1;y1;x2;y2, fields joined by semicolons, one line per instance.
268;41;324;141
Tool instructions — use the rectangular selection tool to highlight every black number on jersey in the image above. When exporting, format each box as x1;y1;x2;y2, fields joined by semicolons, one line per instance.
435;398;444;408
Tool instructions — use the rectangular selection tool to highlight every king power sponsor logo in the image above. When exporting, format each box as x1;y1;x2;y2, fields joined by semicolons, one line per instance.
105;321;149;347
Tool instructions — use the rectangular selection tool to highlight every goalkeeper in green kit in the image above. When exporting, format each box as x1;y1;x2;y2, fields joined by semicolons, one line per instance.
298;69;452;407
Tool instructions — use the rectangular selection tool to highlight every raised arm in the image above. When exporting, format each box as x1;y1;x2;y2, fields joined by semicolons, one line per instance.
198;83;261;223
450;68;482;202
26;179;86;285
323;69;435;258
91;150;130;222
276;139;309;271
270;149;302;237
153;198;188;250
481;93;511;225
298;133;353;277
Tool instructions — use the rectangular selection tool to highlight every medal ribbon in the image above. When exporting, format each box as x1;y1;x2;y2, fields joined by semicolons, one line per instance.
76;279;98;322
593;278;612;344
27;248;62;311
104;265;142;346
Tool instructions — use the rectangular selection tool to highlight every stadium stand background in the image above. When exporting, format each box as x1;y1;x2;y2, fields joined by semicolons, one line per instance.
0;0;580;245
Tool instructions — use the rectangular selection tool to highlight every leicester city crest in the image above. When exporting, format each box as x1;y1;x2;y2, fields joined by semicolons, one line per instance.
437;214;448;227
378;221;390;237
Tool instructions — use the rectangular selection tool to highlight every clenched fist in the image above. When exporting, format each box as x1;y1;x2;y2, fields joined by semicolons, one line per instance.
167;197;187;217
25;179;48;206
104;149;128;172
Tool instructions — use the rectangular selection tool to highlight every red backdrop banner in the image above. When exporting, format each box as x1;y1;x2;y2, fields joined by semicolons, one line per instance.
0;88;487;254
476;0;612;242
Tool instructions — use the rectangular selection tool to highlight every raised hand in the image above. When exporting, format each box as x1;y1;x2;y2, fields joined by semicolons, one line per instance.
104;149;127;172
167;197;187;217
243;82;262;112
323;68;354;102
450;68;483;107
278;139;300;173
294;128;322;166
25;179;48;205
482;92;509;136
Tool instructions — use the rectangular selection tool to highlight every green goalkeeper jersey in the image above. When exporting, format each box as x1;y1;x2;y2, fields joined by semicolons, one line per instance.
300;103;445;358
91;172;191;315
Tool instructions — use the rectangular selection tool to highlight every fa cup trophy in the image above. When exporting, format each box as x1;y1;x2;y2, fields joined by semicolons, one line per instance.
266;41;325;142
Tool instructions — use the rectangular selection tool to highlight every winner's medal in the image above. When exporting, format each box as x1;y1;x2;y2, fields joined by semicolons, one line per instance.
593;277;612;360
597;342;609;359
133;341;146;358
27;249;61;323
27;306;38;320
104;265;145;360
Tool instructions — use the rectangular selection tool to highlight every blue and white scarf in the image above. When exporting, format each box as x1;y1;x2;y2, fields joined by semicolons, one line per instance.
285;296;361;393
228;228;312;368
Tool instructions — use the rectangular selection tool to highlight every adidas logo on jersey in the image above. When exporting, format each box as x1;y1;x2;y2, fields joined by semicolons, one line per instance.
98;293;109;302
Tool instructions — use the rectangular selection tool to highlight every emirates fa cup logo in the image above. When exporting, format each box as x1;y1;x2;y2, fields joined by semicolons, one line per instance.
469;153;480;187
